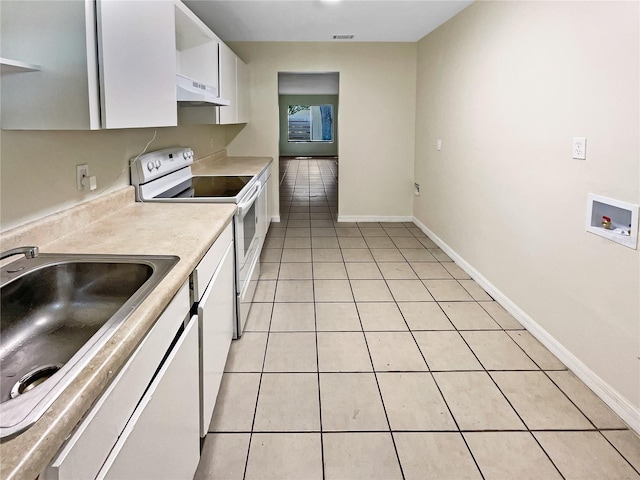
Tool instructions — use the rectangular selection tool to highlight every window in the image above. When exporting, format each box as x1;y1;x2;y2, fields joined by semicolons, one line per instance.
287;105;333;143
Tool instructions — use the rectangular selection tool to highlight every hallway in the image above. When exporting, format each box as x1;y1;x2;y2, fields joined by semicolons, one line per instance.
194;158;640;480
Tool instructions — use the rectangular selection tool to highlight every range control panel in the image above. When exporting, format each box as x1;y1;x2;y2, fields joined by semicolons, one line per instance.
130;147;194;186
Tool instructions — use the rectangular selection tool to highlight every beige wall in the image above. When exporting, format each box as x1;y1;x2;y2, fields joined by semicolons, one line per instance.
0;125;240;230
414;1;639;410
226;42;417;220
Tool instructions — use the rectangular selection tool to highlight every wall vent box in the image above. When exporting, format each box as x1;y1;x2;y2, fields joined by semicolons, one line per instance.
586;193;638;249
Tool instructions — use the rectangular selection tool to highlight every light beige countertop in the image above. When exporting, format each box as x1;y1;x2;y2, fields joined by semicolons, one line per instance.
0;187;237;480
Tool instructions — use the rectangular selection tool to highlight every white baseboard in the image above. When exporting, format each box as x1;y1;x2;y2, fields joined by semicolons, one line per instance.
412;216;640;434
337;215;414;223
271;215;281;223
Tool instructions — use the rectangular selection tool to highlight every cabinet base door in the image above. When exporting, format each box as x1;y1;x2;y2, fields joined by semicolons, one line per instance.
97;317;200;480
199;242;235;436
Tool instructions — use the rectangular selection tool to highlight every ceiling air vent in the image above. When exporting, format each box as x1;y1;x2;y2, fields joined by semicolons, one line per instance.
332;34;354;40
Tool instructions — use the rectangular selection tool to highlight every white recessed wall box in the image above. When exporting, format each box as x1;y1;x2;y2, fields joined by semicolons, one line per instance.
586;193;639;249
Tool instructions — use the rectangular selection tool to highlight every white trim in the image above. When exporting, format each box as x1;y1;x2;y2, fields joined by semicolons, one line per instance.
337;215;414;223
271;215;281;223
412;216;640;435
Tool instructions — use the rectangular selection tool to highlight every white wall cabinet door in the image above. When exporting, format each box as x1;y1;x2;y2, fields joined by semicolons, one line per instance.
218;42;238;125
236;57;250;124
0;0;101;130
97;317;200;480
178;44;249;126
96;0;177;129
1;0;178;130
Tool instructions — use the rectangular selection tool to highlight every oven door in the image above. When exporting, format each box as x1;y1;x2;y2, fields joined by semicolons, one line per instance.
234;181;262;337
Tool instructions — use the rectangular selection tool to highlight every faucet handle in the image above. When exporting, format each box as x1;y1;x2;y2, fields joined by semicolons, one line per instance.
0;246;39;261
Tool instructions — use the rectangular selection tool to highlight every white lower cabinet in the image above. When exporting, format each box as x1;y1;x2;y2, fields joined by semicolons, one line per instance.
257;165;271;248
43;282;199;480
97;317;199;480
198;241;234;436
44;225;237;480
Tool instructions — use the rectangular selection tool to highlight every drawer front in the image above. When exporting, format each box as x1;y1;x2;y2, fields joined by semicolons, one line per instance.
97;316;200;480
44;282;190;480
193;222;233;301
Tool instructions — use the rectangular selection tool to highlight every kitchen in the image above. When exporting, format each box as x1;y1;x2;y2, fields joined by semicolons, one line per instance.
1;0;639;479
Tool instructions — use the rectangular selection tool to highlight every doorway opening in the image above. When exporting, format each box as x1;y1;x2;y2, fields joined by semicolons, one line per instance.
278;72;339;224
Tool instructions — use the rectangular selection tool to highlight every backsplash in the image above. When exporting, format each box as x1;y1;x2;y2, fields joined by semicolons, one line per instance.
0;124;240;231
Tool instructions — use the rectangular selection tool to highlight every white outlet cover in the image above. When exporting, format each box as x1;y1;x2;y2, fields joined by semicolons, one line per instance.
76;164;89;190
573;137;586;160
436;139;442;151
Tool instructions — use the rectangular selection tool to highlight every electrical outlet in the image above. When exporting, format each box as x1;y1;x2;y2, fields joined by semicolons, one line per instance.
414;183;420;196
76;164;89;190
573;137;586;160
436;139;442;151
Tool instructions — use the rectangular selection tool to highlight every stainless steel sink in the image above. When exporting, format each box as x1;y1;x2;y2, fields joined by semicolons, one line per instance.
0;252;179;439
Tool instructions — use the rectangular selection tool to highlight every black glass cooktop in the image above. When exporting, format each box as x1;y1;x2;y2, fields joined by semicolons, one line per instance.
156;175;253;199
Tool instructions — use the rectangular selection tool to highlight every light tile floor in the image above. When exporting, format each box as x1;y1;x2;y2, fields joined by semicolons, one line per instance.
195;158;640;480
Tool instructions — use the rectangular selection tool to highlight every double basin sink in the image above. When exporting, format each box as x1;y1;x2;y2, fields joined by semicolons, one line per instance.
0;248;178;439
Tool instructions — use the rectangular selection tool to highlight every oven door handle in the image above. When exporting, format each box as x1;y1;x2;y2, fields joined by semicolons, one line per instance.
237;181;262;217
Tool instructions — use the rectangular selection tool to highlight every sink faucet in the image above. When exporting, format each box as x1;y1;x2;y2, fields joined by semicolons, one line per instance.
0;246;39;261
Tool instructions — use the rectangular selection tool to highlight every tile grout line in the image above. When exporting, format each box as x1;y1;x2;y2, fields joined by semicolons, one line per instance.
453;329;568;479
393;280;487;480
350;264;408;480
489;325;623;441
539;370;640;474
449;317;596;471
241;257;278;480
284;157;334;479
213;427;636;435
430;267;567;479
310;196;327;480
351;221;568;480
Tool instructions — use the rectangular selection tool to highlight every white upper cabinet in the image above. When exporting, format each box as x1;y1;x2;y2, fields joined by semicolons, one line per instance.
218;44;249;125
174;1;220;97
179;47;249;126
97;0;177;129
1;1;102;130
1;0;241;130
1;0;177;130
217;43;238;125
236;56;250;124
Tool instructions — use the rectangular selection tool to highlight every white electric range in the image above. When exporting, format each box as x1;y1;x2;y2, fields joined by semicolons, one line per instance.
130;146;267;338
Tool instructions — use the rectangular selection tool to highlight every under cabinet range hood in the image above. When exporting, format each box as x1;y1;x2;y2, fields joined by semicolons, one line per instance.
176;74;230;106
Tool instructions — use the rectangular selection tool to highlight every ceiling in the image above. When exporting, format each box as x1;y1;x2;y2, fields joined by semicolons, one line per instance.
183;0;474;43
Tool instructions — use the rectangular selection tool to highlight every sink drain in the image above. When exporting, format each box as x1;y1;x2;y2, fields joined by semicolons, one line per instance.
10;364;63;399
